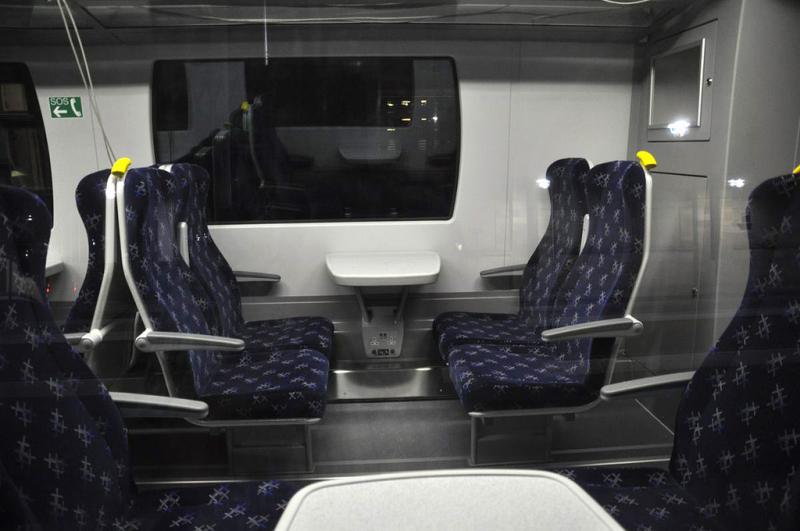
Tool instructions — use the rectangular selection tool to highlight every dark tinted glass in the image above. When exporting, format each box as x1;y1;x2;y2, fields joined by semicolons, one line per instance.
153;57;459;223
0;63;52;213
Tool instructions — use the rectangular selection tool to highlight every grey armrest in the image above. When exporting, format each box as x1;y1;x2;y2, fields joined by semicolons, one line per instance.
110;392;209;419
541;316;643;342
233;271;281;283
600;371;695;401
134;330;245;352
64;333;84;347
480;264;526;278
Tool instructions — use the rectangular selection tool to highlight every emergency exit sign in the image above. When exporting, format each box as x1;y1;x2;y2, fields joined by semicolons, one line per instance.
49;96;83;118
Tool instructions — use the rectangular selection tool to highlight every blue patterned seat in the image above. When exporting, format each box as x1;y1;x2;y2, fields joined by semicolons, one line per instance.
62;169;109;333
121;167;328;420
554;172;800;531
165;163;334;358
449;160;648;411
555;468;716;531
433;158;588;359
0;184;302;530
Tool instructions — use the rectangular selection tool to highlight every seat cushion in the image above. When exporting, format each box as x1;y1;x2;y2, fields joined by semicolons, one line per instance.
556;467;721;531
447;343;597;412
242;316;334;357
433;311;542;360
124;480;302;530
198;348;329;420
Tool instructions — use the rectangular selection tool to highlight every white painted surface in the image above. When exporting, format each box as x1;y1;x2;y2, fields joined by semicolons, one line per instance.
45;252;64;278
326;251;441;287
275;469;622;531
3;37;633;303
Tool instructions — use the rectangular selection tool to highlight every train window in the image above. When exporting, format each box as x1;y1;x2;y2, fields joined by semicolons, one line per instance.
153;57;460;223
0;63;52;212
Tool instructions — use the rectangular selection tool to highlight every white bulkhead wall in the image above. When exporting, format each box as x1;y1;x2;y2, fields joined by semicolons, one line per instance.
11;36;633;302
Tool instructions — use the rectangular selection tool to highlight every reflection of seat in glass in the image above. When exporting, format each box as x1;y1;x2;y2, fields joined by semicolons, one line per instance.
247;97;309;218
0;184;302;529
557;171;800;530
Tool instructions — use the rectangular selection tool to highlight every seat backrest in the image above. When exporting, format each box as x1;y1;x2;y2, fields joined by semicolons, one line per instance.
63;169;109;333
518;157;588;328
0;185;133;529
119;167;222;398
163;162;244;338
669;173;800;530
547;160;649;390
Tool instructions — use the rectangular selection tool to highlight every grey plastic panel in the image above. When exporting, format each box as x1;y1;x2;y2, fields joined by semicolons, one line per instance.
479;264;526;278
276;470;623;531
109;391;209;419
600;371;694;401
624;173;709;373
233;270;281;283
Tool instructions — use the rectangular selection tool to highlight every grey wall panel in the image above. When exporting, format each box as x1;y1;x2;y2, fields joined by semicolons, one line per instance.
714;0;800;336
629;0;745;364
0;33;634;308
624;172;710;374
507;41;634;266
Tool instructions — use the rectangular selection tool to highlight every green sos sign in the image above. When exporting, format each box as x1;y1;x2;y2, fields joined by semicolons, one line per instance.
49;96;83;118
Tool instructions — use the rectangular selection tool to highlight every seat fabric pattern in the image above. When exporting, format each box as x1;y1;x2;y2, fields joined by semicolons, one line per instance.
433;158;588;358
448;160;647;412
555;468;719;531
447;343;598;411
432;312;545;361
0;185;133;529
63;169;109;333
123;168;328;420
122;480;302;530
665;173;800;531
166;163;333;357
0;184;303;531
202;348;328;420
552;173;800;531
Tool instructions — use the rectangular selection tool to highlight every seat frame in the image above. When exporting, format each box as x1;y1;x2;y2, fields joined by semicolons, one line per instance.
63;173;122;352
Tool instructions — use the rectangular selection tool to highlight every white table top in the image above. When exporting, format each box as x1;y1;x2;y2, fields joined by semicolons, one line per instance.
275;469;622;531
45;253;64;278
325;251;441;287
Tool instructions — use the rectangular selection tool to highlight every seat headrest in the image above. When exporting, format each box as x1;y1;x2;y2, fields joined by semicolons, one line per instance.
746;173;800;250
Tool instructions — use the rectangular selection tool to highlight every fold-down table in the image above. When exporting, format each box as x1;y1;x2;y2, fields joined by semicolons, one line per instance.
325;251;441;358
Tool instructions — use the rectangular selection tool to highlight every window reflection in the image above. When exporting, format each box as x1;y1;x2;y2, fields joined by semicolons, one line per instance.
153;57;460;223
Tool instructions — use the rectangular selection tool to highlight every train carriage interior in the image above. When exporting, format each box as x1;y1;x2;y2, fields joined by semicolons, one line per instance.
1;0;799;529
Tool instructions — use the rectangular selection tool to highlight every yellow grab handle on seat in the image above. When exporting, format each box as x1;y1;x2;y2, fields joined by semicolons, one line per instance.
111;157;132;177
636;150;657;170
793;163;800;175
